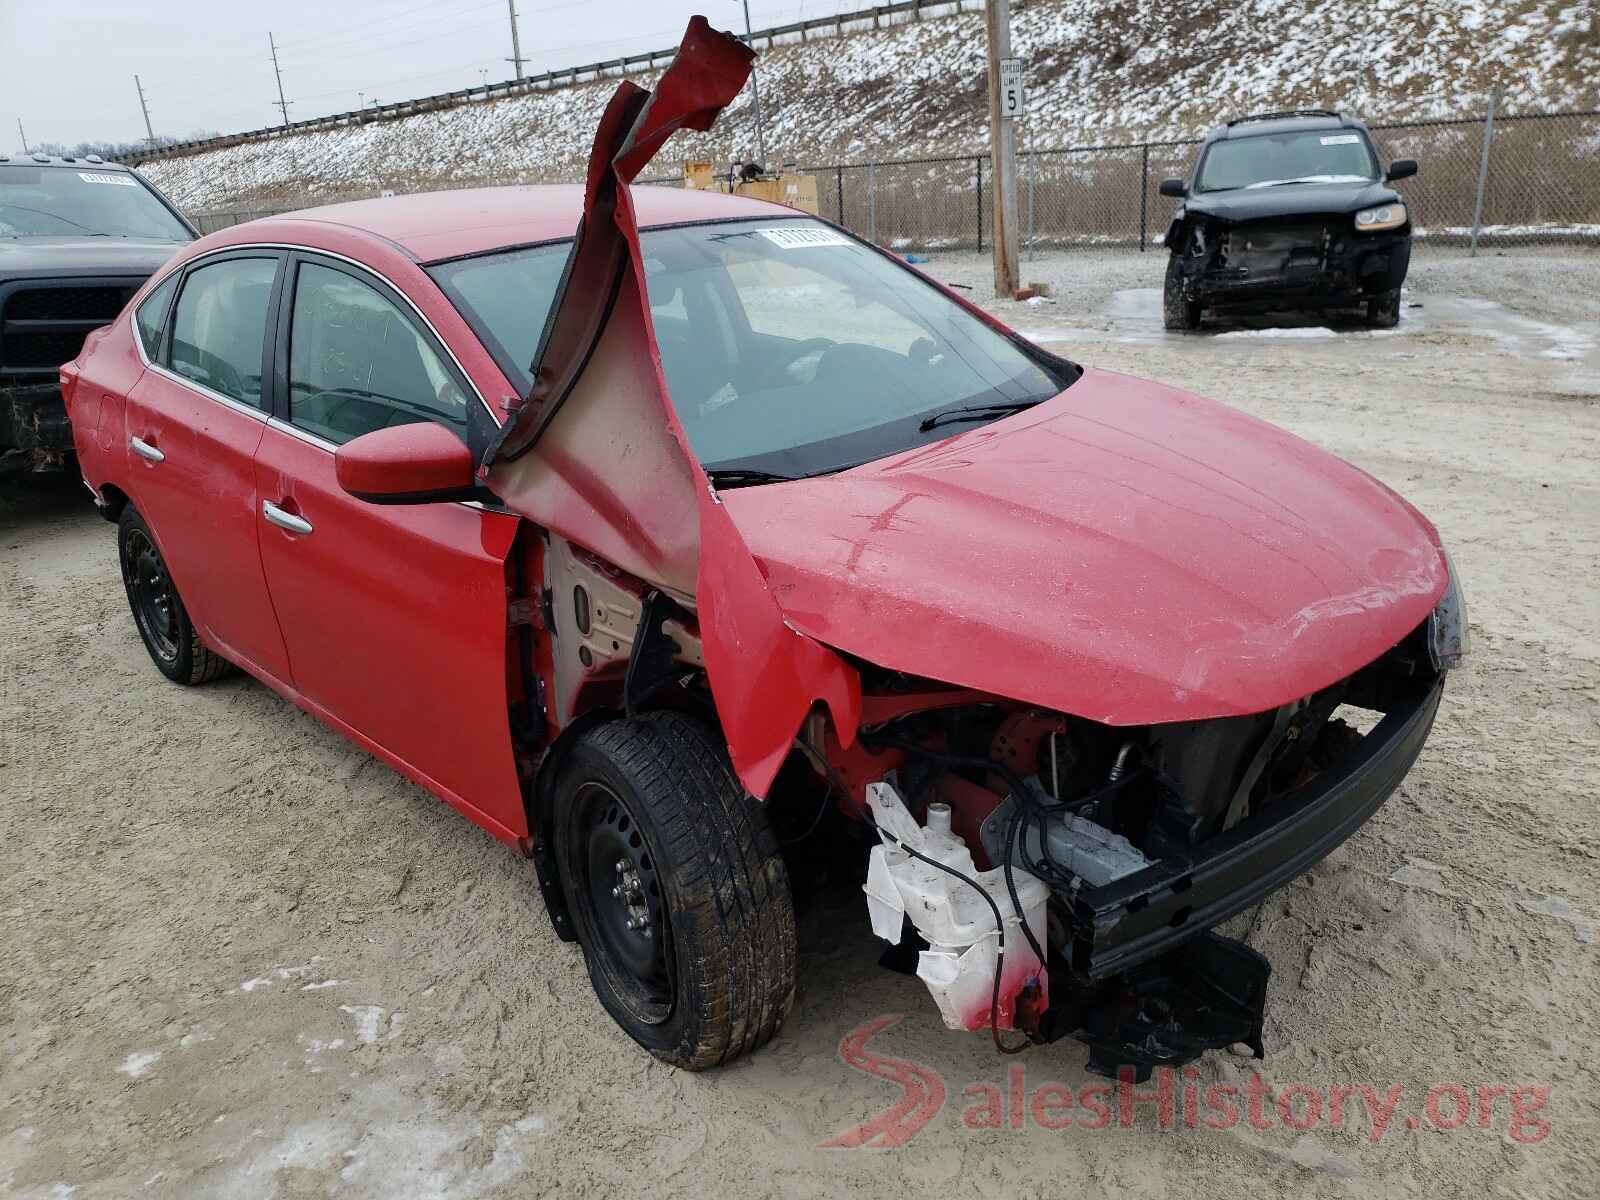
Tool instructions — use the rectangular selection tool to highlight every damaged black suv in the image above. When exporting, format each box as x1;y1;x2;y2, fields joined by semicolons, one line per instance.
1;154;194;473
1159;111;1417;331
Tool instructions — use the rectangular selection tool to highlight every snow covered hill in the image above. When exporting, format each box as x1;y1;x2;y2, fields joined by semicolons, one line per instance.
139;0;1598;213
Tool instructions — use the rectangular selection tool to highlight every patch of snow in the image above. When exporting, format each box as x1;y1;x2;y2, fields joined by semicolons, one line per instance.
1215;326;1340;340
338;1004;402;1044
117;1051;161;1078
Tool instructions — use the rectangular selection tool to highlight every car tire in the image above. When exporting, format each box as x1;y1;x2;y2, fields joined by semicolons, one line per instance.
553;711;797;1070
1163;256;1202;331
117;505;234;685
1367;289;1401;329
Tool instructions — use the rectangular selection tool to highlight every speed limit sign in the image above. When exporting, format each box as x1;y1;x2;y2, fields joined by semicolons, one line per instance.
999;58;1025;119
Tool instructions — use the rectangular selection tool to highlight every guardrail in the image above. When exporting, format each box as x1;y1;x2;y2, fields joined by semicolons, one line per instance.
117;0;981;167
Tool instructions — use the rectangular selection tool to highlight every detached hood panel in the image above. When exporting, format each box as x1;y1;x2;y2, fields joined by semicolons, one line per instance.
721;368;1447;725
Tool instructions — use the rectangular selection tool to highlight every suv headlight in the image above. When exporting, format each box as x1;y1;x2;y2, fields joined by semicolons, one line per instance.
1355;203;1407;231
1427;549;1469;671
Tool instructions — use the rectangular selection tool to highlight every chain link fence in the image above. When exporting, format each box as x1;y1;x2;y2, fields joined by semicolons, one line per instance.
189;105;1600;253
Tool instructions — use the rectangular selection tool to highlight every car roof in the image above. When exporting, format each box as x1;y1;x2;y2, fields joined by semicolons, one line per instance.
0;153;125;168
267;184;798;264
1203;111;1371;144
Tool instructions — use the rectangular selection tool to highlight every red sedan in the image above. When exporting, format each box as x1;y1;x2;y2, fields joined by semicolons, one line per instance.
64;21;1465;1076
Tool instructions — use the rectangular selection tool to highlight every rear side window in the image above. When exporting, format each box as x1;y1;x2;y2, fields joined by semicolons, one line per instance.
134;273;178;360
169;257;278;408
287;260;469;446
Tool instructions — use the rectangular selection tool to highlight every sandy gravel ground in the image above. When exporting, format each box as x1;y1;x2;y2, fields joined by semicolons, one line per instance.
3;249;1597;1199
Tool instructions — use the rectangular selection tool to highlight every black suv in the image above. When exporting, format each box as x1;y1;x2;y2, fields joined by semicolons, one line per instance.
1;154;194;473
1158;111;1417;331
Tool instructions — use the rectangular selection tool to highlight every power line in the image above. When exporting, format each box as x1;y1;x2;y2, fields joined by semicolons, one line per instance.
274;0;504;57
280;15;508;68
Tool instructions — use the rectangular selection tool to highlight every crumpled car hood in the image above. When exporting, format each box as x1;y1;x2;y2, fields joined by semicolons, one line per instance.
720;366;1447;725
1182;180;1402;223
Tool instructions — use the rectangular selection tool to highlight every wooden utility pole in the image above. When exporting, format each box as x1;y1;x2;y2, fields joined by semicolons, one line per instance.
983;0;1021;298
740;0;767;163
134;75;156;147
505;0;527;79
268;33;291;127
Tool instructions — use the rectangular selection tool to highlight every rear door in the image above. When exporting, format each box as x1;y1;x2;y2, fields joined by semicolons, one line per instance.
252;251;525;838
122;250;293;682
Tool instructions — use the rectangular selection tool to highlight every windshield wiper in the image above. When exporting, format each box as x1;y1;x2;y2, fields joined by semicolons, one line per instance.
917;399;1043;432
704;467;798;488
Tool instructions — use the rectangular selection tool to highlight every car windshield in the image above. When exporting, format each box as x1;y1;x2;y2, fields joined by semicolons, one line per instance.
0;165;192;240
1195;130;1378;193
430;217;1073;477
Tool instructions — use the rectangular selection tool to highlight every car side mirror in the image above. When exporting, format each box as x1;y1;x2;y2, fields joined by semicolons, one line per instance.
1387;159;1418;182
1159;178;1187;198
335;422;478;504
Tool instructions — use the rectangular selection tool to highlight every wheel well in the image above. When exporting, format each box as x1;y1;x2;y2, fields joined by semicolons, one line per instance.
527;706;622;943
98;483;131;521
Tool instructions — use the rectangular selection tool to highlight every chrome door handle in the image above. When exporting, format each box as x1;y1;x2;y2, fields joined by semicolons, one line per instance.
130;435;164;463
262;500;313;536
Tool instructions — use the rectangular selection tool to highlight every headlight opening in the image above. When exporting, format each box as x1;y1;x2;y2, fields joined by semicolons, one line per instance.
1356;203;1407;231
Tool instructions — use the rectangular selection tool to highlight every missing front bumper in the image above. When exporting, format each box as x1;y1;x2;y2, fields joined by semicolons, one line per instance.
1061;675;1443;980
1;380;72;467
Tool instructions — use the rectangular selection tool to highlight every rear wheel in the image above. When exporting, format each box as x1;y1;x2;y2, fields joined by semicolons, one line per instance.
1163;256;1203;331
117;506;233;685
1367;288;1401;329
553;712;797;1069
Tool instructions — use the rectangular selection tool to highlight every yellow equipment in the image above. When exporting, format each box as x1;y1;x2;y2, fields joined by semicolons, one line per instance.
682;160;819;214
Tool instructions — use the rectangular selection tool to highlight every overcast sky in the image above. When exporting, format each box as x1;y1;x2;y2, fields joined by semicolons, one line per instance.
1;0;862;148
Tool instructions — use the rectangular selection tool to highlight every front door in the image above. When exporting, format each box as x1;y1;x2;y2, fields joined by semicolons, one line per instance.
122;251;293;683
254;253;524;838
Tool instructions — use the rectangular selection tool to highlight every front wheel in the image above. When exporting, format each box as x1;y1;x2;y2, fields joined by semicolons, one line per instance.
1367;288;1401;329
1163;256;1203;331
553;712;797;1069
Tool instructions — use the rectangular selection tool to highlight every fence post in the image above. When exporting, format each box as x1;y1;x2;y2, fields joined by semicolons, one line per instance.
868;160;877;245
836;165;845;228
976;154;984;252
1469;88;1499;257
1138;142;1149;252
1026;149;1035;259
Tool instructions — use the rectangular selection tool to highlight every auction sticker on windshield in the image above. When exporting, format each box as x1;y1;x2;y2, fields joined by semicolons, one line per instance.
1319;135;1361;146
758;226;854;250
79;172;138;186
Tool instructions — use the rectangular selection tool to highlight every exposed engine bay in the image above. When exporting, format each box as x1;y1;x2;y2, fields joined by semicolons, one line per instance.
517;528;1454;1077
796;622;1446;1077
1168;213;1410;311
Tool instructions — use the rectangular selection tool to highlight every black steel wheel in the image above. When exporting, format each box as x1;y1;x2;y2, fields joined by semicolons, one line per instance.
124;525;179;664
571;780;675;1026
552;712;797;1069
116;505;233;685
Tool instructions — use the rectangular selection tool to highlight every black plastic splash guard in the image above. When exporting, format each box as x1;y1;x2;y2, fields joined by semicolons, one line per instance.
1036;931;1269;1083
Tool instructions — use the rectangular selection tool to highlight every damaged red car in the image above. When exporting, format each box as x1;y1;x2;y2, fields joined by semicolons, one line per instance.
63;20;1466;1076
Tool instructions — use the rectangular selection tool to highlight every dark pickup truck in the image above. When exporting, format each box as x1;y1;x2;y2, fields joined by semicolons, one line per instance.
1;155;194;473
1159;111;1417;331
